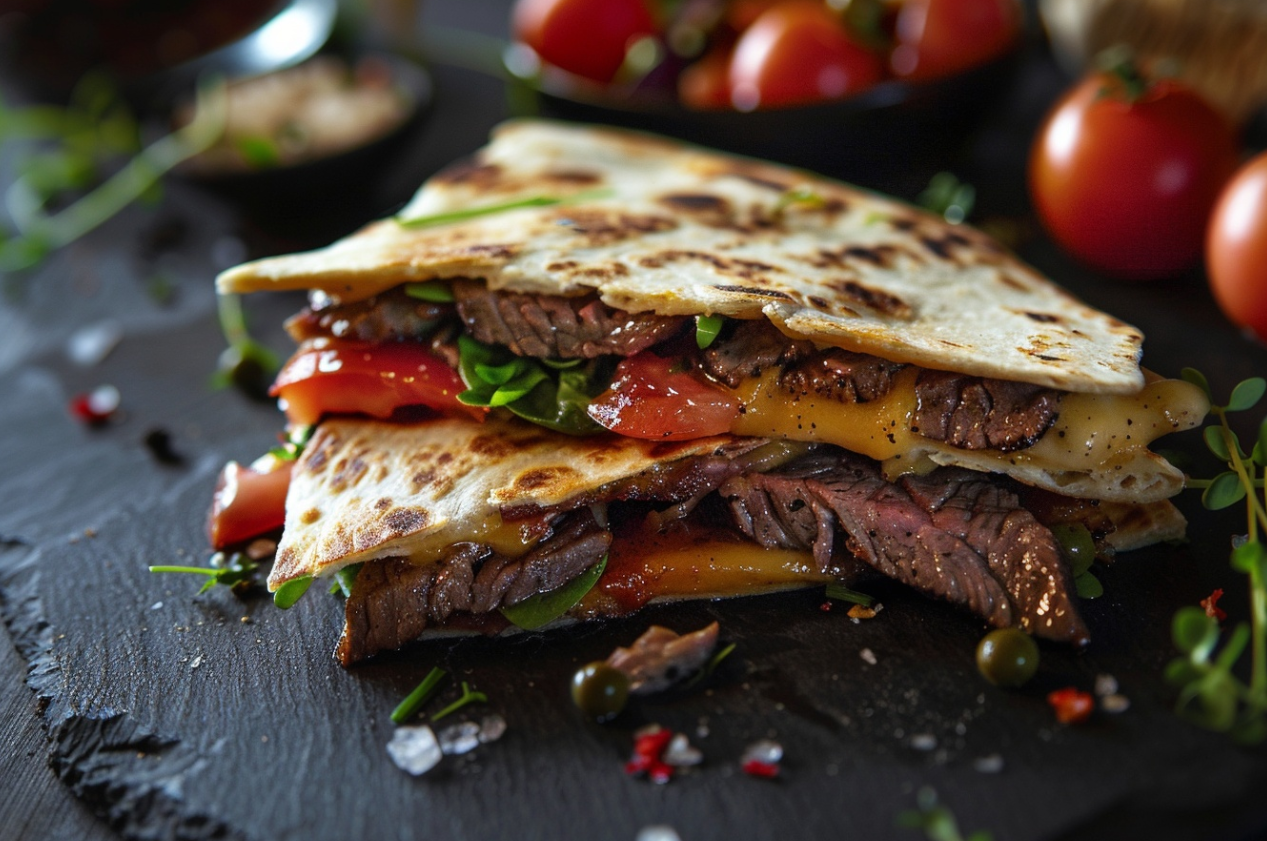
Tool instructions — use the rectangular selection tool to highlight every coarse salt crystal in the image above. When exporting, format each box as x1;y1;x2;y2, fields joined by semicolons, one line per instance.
909;734;937;751
388;726;442;775
973;754;1005;774
1094;674;1119;697
860;648;877;665
663;733;702;767
1100;694;1131;713
437;721;481;756
636;826;681;841
478;714;507;743
741;739;783;765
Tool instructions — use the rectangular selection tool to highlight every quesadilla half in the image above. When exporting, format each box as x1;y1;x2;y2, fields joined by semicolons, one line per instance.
211;120;1207;665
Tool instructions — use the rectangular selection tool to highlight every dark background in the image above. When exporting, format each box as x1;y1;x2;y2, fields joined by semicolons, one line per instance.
2;1;1267;839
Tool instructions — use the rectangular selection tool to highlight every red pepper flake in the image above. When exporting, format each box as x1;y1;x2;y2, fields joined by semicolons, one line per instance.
742;759;780;779
625;726;676;784
1201;588;1227;622
1047;687;1094;724
69;384;121;426
819;602;833;612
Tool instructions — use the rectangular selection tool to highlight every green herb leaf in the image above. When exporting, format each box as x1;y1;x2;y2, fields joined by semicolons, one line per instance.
825;582;875;607
918;171;976;224
1203;470;1247;510
273;575;313;609
1172;606;1218;658
1231;540;1266;576
500;555;607;630
150;552;259;595
332;563;363;598
1227;378;1267;412
695;314;724;349
431;680;488;722
1075;573;1104;599
391;667;447;724
476;359;528;386
1204;425;1231;461
396;188;614;228
403;282;455;303
684;641;737;689
235;135;281;169
269;424;315;461
1180;367;1211;399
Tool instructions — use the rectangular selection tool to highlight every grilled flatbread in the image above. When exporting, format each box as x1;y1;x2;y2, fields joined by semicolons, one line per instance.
209;120;1207;663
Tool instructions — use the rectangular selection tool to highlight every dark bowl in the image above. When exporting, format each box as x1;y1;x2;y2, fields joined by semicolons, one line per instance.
504;46;1020;196
172;51;434;226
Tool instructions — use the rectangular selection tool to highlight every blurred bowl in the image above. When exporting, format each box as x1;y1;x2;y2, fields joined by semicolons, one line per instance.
504;45;1019;194
172;51;433;222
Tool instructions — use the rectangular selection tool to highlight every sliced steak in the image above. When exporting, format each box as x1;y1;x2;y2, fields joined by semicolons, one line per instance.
701;318;902;403
337;509;611;664
452;280;686;358
913;370;1060;452
285;288;451;343
720;451;1088;645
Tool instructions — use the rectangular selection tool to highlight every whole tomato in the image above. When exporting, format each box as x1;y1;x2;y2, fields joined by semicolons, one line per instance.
1207;152;1267;341
891;0;1020;81
728;1;884;110
512;0;659;84
1029;69;1239;280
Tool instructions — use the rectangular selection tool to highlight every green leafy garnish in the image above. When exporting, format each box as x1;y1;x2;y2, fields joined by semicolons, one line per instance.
431;681;488;722
456;335;612;435
396;188;614;229
235;135;281;169
391;667;448;724
269;425;315;462
771;186;825;220
149;552;258;595
918;172;975;225
330;563;363;597
825;583;875;608
695;314;725;350
500;555;608;630
1172;370;1267;743
212;292;280;400
273;575;313;610
403;282;455;303
898;788;993;841
1;76;227;274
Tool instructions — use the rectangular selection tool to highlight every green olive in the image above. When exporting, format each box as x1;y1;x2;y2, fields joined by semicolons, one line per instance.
976;628;1040;687
571;661;629;720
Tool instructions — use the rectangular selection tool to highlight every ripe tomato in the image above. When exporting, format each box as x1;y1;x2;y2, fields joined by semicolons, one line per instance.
1207;152;1267;341
1029;71;1239;280
679;46;732;110
207;460;291;549
587;352;740;440
727;1;884;110
512;0;659;84
890;0;1019;82
272;340;482;427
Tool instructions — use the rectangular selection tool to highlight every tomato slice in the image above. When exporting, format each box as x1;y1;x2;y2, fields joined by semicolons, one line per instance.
207;460;291;549
271;340;483;427
587;352;740;440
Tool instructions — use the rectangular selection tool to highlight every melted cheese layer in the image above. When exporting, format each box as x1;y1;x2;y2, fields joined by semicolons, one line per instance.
730;368;1208;503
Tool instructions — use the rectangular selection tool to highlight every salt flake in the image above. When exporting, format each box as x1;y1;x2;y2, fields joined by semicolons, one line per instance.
388;726;442;775
478;714;507;744
438;721;481;756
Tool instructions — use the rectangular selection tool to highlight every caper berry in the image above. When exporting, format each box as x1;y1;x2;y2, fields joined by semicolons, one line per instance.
571;661;629;720
976;628;1040;687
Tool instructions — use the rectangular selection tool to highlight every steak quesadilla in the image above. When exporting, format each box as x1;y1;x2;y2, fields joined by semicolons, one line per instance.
212;120;1207;665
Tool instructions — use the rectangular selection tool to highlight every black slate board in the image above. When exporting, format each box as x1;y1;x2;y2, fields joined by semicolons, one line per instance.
3;23;1267;841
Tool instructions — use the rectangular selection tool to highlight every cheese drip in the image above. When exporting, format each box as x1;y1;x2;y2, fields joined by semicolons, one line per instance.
730;368;1208;503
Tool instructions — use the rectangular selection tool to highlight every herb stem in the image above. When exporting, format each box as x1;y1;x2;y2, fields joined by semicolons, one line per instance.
431;681;488;722
148;565;220;576
391;667;448;724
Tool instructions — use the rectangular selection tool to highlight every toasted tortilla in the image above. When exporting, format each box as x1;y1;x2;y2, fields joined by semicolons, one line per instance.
219;119;1145;395
271;415;763;587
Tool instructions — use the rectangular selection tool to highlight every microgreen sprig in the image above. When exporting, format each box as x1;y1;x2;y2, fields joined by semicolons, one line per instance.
431;681;488;722
825;582;875;607
149;552;258;595
396;188;614;229
391;667;448;725
1170;369;1267;743
1;76;227;274
918;172;975;225
212;292;280;400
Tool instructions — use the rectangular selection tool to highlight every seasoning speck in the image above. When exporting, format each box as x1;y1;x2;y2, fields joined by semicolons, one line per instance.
909;733;937;751
636;826;682;841
67;320;123;366
437;721;481;756
973;754;1005;774
860;648;877;665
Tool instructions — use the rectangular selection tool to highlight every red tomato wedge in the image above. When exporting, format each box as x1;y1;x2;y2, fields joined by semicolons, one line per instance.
207;460;291;549
587;352;740;440
271;341;482;427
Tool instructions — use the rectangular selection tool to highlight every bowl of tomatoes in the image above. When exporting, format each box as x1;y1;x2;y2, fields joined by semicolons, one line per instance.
505;0;1022;189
